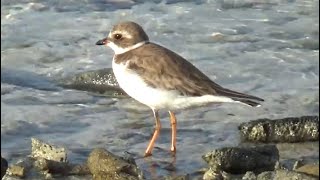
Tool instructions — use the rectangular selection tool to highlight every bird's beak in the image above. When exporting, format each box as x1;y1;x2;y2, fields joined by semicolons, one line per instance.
96;38;108;45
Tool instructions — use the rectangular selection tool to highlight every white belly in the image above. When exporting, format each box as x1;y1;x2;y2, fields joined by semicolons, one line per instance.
112;59;237;110
112;60;179;110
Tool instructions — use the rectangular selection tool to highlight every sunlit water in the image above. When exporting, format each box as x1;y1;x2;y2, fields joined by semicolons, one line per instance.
1;0;319;178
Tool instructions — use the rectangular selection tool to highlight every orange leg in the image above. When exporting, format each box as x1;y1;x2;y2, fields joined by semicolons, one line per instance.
144;110;161;157
169;111;177;154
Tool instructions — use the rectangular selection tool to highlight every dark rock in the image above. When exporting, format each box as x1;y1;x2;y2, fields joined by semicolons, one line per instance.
239;116;319;143
87;148;144;180
202;145;279;174
33;157;70;174
36;162;91;178
59;68;126;96
1;157;8;179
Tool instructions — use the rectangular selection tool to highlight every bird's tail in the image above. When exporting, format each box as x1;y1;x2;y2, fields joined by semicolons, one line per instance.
215;87;264;107
232;98;262;107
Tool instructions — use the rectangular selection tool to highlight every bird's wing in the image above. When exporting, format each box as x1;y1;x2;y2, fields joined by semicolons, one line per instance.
116;43;263;102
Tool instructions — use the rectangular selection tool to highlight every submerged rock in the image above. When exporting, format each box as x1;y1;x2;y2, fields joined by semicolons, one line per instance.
211;33;260;43
294;37;319;50
68;163;91;176
294;164;319;177
239;116;319;143
220;0;255;9
87;148;144;180
238;156;319;180
58;68;126;97
163;174;191;180
276;155;319;171
33;157;70;175
257;169;318;180
202;145;279;174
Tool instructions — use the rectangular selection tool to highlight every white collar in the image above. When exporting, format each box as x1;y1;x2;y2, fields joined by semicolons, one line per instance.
107;41;148;55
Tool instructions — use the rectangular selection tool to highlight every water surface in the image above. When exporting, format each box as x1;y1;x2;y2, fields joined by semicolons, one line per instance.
1;0;319;178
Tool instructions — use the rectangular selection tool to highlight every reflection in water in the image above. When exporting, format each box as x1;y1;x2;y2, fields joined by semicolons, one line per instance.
142;153;177;179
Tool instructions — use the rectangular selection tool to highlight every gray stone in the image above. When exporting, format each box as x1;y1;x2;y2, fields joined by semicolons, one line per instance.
203;168;224;180
239;116;319;143
87;148;144;180
7;165;26;178
31;138;90;176
31;138;67;163
256;171;274;180
6;157;33;178
202;145;279;174
242;171;256;180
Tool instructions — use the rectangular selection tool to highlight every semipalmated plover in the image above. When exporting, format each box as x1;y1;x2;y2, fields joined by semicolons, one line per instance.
96;21;264;157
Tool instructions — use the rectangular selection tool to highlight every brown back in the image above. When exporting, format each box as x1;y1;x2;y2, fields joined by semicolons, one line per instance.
114;42;263;102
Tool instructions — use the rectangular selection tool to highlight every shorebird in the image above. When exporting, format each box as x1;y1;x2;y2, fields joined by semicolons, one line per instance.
96;21;264;157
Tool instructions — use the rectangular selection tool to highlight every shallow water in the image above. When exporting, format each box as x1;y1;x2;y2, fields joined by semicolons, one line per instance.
1;0;319;179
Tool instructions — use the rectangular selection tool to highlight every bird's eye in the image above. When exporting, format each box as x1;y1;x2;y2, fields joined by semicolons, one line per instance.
114;34;122;40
